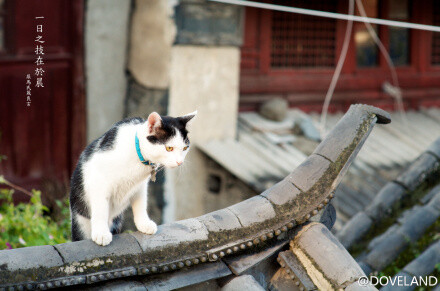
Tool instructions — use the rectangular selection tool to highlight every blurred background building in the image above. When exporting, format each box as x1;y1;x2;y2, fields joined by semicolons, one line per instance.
0;0;439;227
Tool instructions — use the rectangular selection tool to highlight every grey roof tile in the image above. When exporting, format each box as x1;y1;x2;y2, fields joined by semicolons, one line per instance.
312;105;381;163
142;260;230;291
223;239;288;275
399;206;439;242
291;223;366;289
364;232;408;271
221;274;265;291
200;107;440;234
367;225;400;251
427;188;440;211
261;179;301;207
421;183;440;205
345;281;378;291
130;218;209;255
426;137;440;159
403;241;440;276
395;153;440;191
357;262;373;276
0;245;64;284
337;212;373;249
277;250;317;290
364;182;406;221
286;154;331;193
379;271;414;291
227;195;276;227
397;206;422;225
54;233;143;276
86;280;147;291
197;208;242;233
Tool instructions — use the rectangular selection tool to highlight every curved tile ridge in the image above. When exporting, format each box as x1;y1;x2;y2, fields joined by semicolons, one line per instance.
0;104;389;289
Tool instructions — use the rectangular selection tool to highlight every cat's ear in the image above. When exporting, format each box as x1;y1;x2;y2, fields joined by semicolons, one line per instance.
178;110;197;128
146;112;162;134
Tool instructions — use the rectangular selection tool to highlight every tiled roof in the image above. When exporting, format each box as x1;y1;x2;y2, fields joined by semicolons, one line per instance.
335;137;440;288
0;105;387;290
200;108;440;231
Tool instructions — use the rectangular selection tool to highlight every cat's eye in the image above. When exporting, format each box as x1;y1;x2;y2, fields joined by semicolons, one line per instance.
165;146;174;152
183;146;189;151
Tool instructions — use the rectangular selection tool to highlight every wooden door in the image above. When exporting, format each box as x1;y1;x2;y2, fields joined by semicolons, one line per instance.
0;0;85;203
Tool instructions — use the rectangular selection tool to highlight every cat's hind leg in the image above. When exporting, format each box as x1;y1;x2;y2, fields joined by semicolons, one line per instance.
71;212;83;241
110;213;124;235
71;213;92;241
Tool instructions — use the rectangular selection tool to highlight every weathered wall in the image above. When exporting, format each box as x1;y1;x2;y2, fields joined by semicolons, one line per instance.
128;0;176;90
85;0;131;142
203;158;257;213
125;0;176;119
166;46;241;221
164;0;243;221
168;46;240;142
124;0;177;225
121;0;244;222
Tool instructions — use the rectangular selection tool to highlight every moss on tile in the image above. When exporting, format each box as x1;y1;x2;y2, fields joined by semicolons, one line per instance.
350;173;440;259
379;218;440;281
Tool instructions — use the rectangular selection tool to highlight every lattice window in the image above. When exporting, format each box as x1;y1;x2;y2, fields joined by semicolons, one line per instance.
271;0;337;68
432;1;440;65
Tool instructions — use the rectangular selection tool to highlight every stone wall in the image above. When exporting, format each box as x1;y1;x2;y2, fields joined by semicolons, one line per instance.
124;0;177;224
165;45;241;220
164;0;243;221
85;0;131;142
125;0;176;119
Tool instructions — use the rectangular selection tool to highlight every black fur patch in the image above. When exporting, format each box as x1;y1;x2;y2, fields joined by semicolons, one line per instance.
110;213;124;235
99;117;144;151
147;115;190;145
71;213;83;241
69;166;90;218
82;138;99;162
99;127;118;151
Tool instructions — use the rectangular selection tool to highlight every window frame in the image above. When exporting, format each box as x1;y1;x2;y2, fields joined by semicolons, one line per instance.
258;1;342;76
428;0;440;69
346;0;418;76
239;0;440;98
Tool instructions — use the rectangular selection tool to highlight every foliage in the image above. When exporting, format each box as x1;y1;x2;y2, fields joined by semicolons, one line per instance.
0;176;71;250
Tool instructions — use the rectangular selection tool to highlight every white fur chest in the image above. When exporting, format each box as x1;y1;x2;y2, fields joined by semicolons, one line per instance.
82;124;155;221
108;163;152;219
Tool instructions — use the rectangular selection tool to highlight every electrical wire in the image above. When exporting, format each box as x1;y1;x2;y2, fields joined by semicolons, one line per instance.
319;0;354;136
209;0;440;33
211;0;414;130
356;0;406;124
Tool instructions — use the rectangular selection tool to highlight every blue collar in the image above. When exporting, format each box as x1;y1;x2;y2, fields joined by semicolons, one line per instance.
135;132;156;167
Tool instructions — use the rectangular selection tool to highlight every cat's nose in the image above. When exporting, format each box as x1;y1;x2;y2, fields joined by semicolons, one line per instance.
177;161;183;166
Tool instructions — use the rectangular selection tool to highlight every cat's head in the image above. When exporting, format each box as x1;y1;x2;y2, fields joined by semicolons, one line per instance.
140;111;197;168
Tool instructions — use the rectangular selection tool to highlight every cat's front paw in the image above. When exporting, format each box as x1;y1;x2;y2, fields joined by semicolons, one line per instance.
92;228;112;246
136;220;157;235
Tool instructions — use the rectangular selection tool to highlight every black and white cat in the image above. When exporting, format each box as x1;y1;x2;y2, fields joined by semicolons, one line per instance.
69;111;196;246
